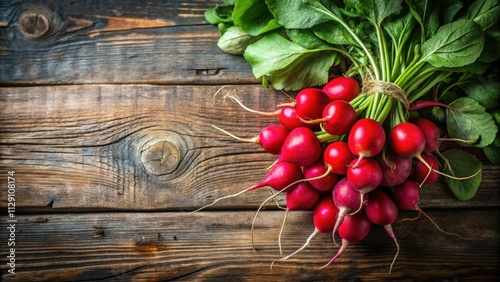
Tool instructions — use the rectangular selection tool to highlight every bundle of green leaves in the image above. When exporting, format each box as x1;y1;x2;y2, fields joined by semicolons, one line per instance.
205;0;500;201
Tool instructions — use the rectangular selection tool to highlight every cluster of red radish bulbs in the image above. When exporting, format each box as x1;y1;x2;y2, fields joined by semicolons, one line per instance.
198;76;466;273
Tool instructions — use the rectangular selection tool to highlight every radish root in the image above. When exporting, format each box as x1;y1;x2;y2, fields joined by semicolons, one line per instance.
188;190;247;214
320;239;349;269
212;124;258;144
415;154;481;187
395;212;421;223
384;225;400;274
278;210;289;256
416;206;472;240
224;93;281;117
281;229;320;261
250;168;332;251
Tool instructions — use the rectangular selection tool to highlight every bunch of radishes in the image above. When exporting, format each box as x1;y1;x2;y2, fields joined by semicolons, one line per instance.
199;76;476;273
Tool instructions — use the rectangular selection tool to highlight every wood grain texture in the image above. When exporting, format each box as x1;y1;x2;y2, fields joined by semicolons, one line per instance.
1;84;499;211
0;0;255;85
0;0;499;280
1;210;499;281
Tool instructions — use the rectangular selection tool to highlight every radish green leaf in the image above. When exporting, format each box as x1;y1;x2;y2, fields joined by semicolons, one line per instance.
442;149;482;201
446;97;498;147
421;20;484;68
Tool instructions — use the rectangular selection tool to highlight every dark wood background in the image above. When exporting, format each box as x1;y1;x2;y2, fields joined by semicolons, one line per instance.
1;0;499;281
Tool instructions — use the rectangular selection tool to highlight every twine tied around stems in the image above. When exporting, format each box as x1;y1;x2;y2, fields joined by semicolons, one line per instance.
362;80;410;112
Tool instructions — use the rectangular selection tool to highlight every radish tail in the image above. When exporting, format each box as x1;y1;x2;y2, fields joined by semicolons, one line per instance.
212;85;231;100
349;192;365;216
416;206;472;240
189;189;247;214
434;149;455;176
351;155;364;169
415;154;481;185
269;188;287;210
281;228;320;261
395;212;421;223
320;239;349;269
278;210;289;256
251;193;280;251
226;93;281;117
331;208;348;247
211;125;258;144
384;224;400;274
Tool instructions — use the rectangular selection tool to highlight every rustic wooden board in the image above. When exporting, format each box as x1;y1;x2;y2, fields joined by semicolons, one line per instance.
1;0;499;280
1;210;498;281
0;0;256;85
1;84;499;211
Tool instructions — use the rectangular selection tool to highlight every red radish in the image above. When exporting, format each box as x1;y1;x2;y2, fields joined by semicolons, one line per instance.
376;151;412;187
257;125;289;155
323;141;355;175
411;153;439;185
393;180;470;240
278;196;339;261
346;158;382;214
212;124;288;155
389;122;480;185
348;118;386;168
285;182;321;211
313;197;340;233
321;210;372;268
190;161;302;212
300;100;357;136
392;179;420;211
278;182;321;254
389;122;433;184
365;190;400;273
389;122;426;158
304;159;339;191
293;88;331;120
276;127;322;167
412;118;441;153
411;118;461;176
322;76;360;102
246;162;303;192
331;178;369;244
278;105;317;131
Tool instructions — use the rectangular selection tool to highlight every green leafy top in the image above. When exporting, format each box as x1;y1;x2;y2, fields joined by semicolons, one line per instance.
204;0;500;200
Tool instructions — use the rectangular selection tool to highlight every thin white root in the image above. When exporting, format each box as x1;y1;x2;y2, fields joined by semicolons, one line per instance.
269;188;286;210
319;239;349;269
349;192;365;216
384;225;400;274
188;190;246;214
212;85;233;101
417;206;473;240
278;210;289;256
251;193;278;251
211;124;258;143
224;93;280;116
395;212;421;223
281;229;319;261
434;149;455;176
415;154;481;187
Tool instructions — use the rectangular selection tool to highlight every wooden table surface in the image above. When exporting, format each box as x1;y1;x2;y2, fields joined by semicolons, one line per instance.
1;0;499;281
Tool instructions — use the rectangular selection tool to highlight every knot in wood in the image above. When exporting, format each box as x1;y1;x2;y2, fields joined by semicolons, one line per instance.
18;12;50;39
140;140;180;175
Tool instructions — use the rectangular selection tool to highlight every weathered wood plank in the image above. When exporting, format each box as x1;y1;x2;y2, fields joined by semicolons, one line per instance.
0;84;499;211
1;210;499;281
0;0;256;85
